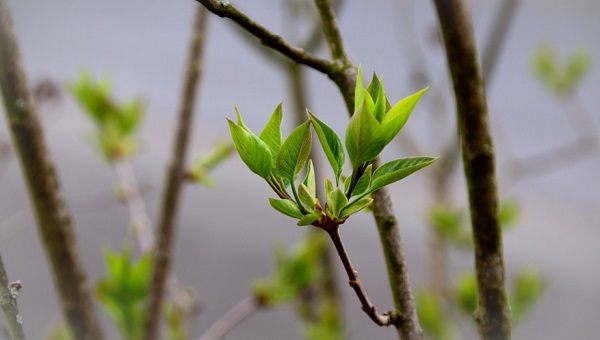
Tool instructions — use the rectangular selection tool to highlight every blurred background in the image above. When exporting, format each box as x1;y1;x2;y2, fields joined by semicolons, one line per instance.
1;0;598;339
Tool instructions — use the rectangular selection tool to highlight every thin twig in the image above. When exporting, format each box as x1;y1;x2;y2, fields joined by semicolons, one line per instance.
196;0;336;76
314;0;348;62
0;1;104;339
197;297;260;340
113;160;155;251
0;255;26;340
326;227;395;327
143;6;209;340
432;0;511;338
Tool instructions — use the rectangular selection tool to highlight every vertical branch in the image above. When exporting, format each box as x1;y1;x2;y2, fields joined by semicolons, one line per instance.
432;0;511;338
0;1;104;339
143;6;209;340
0;254;26;340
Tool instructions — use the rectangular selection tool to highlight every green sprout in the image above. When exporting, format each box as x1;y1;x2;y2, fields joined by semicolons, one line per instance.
228;66;436;230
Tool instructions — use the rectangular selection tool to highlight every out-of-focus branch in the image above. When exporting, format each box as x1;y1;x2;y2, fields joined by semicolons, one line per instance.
0;256;26;340
482;0;519;83
197;297;260;340
432;0;511;338
113;160;155;251
143;6;209;340
0;1;104;339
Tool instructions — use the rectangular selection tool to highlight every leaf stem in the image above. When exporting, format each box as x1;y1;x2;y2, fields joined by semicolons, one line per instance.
197;296;260;340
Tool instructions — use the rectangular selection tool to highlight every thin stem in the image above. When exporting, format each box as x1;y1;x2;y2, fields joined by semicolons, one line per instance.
0;1;104;339
0;255;26;340
197;297;260;340
326;227;395;327
433;0;511;338
481;0;519;83
143;6;209;340
113;160;155;252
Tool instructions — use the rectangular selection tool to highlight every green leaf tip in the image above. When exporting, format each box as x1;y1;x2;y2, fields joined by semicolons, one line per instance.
276;120;312;182
269;198;303;219
308;111;345;182
227;117;274;179
382;86;429;143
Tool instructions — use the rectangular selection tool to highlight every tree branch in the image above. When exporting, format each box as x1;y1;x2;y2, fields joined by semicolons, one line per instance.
0;255;26;340
0;1;104;339
432;0;511;338
314;0;348;62
196;0;337;76
143;6;209;340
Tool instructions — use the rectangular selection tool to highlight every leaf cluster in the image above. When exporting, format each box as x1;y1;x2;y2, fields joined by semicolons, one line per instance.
228;67;436;229
70;72;143;161
95;245;152;340
532;45;591;97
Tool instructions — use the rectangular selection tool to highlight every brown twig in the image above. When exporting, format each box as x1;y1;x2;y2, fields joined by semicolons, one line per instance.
326;227;396;327
0;1;104;339
432;0;511;338
0;256;26;340
142;6;209;340
481;0;520;83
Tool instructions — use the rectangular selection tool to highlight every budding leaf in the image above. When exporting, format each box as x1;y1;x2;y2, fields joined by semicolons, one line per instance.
269;198;303;219
345;97;386;167
339;197;373;219
354;65;365;112
259;103;284;157
308;111;345;182
302;160;316;196
382;87;428;143
227;118;274;179
327;187;348;218
276;120;312;182
352;164;372;197
370;157;437;193
298;183;317;209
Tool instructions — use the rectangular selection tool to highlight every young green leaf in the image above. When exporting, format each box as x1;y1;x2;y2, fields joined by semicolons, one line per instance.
324;177;334;198
268;198;304;219
234;106;253;134
366;74;387;122
351;164;372;197
276;120;312;182
297;209;321;226
259;103;284;157
298;183;317;209
339;197;373;219
227;119;274;179
370;157;437;192
345;98;386;167
381;87;429;143
354;65;365;112
308;111;345;182
327;187;348;218
303;160;316;196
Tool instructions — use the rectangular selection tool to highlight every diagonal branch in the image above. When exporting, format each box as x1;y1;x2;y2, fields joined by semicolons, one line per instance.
196;0;337;76
0;1;104;339
143;6;210;340
432;0;511;338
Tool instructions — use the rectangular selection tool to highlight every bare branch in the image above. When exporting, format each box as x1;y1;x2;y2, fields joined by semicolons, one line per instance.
143;6;209;340
433;0;511;338
314;0;348;62
0;1;104;339
196;0;337;76
482;0;520;83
